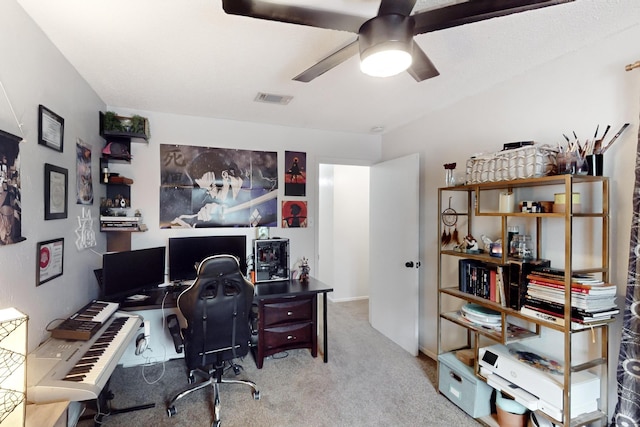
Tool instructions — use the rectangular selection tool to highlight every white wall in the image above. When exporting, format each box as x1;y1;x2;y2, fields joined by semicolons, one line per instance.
106;107;381;289
0;1;382;352
318;164;370;301
0;1;107;351
383;20;640;416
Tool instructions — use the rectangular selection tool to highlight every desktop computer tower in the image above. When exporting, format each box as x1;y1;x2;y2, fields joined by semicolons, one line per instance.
507;258;550;310
253;238;290;283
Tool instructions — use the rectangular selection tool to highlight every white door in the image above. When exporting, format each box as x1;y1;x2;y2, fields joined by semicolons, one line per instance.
369;153;420;356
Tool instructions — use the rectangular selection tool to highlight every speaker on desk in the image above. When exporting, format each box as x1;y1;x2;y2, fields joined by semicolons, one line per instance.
507;259;550;310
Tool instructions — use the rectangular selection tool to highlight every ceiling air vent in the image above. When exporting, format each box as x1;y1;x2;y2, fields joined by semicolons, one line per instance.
254;92;293;105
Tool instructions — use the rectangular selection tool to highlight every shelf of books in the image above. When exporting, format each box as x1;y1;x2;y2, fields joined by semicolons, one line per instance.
437;175;612;427
519;267;618;330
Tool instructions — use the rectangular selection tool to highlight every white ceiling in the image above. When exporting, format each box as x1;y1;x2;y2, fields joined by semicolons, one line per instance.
15;0;640;135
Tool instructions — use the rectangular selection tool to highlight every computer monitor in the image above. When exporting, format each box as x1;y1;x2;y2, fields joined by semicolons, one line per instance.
168;235;247;282
101;246;166;301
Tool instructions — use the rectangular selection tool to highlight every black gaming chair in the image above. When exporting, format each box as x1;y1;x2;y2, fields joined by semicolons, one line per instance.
166;254;260;426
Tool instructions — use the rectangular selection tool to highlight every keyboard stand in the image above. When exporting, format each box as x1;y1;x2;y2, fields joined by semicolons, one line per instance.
80;378;156;426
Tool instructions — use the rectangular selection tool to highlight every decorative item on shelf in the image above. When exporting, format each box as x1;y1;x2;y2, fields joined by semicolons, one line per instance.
108;175;133;185
514;235;533;259
100;195;130;210
299;257;310;282
441;197;460;247
556;150;588;175
499;191;514;213
520;200;542;213
102;141;131;160
556;123;629;176
461;234;479;253
100;111;150;139
552;192;580;213
466;144;557;184
443;162;456;187
518;200;553;213
507;226;519;257
0;307;27;427
586;153;603;176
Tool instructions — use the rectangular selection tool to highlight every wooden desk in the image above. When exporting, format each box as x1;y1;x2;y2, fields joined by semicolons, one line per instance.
26;401;69;427
253;277;333;368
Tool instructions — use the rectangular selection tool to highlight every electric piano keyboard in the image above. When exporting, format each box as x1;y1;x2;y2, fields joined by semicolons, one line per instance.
50;300;120;341
27;311;142;403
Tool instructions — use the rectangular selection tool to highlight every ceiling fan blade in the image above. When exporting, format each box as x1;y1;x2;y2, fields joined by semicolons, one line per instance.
293;40;359;83
378;0;417;17
411;0;574;35
406;42;439;82
222;0;367;33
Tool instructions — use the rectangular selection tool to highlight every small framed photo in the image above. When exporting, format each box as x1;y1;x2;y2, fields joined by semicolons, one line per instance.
38;105;64;152
44;163;68;220
36;238;64;286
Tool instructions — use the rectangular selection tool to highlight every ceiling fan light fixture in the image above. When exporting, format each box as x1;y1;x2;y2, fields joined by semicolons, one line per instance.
360;43;412;78
359;14;414;78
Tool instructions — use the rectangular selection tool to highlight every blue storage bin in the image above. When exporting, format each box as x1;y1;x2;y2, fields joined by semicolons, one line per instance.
438;351;493;418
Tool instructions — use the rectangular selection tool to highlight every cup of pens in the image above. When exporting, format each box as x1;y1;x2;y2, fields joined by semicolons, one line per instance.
586;153;603;176
558;123;630;177
557;150;587;175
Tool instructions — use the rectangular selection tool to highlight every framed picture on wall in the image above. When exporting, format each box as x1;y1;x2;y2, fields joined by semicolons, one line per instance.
38;105;64;152
36;238;64;286
44;163;68;220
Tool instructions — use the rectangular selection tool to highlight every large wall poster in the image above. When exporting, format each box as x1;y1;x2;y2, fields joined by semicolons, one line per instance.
0;129;25;245
159;144;278;228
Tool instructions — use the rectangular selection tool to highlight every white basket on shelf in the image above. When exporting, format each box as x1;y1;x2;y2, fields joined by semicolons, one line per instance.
465;144;558;184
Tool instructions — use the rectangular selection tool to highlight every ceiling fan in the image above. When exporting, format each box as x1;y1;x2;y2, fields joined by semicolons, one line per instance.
222;0;573;82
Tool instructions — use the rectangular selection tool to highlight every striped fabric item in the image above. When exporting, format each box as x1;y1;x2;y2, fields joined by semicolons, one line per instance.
611;121;640;426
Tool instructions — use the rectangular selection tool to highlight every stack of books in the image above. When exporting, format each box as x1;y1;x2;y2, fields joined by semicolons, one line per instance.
458;259;508;306
100;215;141;231
520;267;619;326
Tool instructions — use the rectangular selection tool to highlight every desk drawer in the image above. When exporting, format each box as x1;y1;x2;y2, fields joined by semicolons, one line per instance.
262;297;314;327
263;322;313;350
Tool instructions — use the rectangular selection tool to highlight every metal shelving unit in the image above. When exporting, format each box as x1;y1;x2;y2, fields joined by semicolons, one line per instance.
437;175;610;427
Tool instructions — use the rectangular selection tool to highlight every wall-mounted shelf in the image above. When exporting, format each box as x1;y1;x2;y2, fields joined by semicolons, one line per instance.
98;111;150;252
99;111;149;141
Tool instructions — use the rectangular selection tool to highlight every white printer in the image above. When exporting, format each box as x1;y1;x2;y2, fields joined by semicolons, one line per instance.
478;343;600;420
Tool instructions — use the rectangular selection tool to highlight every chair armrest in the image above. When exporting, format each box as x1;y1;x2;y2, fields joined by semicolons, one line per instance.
166;314;184;353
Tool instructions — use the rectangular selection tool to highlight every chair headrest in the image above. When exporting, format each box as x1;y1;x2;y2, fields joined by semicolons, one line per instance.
197;254;242;277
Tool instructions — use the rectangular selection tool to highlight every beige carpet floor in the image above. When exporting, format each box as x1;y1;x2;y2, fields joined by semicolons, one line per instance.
77;299;482;426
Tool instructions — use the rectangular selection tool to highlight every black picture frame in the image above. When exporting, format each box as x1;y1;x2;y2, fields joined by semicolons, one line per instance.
44;163;68;220
36;238;64;286
38;105;64;152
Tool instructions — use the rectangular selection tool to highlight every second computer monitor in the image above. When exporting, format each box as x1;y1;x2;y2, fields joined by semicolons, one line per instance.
168;235;247;283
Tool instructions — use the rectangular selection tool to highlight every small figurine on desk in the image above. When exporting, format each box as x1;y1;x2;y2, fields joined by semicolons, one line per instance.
299;257;310;282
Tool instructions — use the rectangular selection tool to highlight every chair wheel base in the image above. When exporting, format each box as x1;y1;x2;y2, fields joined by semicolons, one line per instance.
167;406;176;417
253;390;261;400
